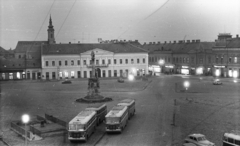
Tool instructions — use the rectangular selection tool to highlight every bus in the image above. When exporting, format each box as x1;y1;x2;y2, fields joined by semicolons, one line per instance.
68;110;97;142
105;105;128;133
223;130;240;146
117;99;135;119
85;103;107;126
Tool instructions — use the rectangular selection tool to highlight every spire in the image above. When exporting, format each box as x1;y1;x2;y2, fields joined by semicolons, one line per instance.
48;15;53;29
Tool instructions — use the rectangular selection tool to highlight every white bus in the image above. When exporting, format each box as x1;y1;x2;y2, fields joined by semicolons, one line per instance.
105;105;128;133
223;131;240;146
117;99;135;119
85;103;107;126
68;110;97;142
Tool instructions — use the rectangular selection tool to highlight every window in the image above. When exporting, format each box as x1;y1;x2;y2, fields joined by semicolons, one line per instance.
191;57;194;63
229;57;232;63
208;56;211;63
149;57;151;62
120;59;122;64
234;57;237;63
96;60;99;65
71;60;74;66
168;57;170;63
143;58;145;63
46;61;49;66
176;58;178;63
65;60;68;66
59;61;61;66
221;57;223;64
137;59;139;64
52;72;56;79
131;59;134;64
186;58;189;63
173;57;175;63
33;63;35;66
77;60;80;65
216;57;218;63
114;70;117;77
84;60;86;65
125;59;128;64
52;61;55;66
108;59;111;64
183;57;185;63
71;71;74;78
114;59;117;64
102;59;105;64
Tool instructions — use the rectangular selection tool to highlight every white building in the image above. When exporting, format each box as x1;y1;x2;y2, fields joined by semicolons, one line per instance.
41;43;148;80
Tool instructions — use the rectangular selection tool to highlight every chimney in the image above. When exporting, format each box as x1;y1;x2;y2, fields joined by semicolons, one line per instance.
69;42;71;44
169;41;171;43
179;40;183;43
164;41;167;44
237;34;239;38
153;42;155;45
78;41;80;44
157;41;160;44
174;41;176;43
149;42;152;45
187;40;190;43
192;40;196;43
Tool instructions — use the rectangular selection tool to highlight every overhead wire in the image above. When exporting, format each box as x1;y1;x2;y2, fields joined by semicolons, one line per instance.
117;0;171;39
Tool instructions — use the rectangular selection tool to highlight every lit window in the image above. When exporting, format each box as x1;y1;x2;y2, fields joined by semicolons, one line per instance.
64;71;68;77
71;71;74;78
17;72;20;79
234;57;237;63
59;72;62;77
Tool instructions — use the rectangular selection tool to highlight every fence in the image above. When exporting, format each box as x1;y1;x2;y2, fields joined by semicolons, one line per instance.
11;122;31;139
45;114;67;128
29;125;42;137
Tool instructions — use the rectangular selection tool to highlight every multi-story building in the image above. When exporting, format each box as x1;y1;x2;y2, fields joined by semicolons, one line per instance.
144;40;214;75
212;33;240;78
41;43;148;80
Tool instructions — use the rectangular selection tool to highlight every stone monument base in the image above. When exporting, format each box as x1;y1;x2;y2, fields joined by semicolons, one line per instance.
76;94;112;103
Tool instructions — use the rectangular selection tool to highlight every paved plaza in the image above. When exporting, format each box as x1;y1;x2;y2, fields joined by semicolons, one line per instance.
1;75;240;146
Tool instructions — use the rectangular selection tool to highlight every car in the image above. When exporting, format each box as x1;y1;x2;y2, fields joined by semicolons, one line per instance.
118;77;124;83
184;134;215;146
213;79;222;85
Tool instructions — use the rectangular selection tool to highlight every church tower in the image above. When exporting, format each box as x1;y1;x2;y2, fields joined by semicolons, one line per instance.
47;15;55;44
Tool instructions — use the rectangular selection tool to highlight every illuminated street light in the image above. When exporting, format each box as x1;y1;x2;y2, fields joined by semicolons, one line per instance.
158;59;165;65
128;74;134;81
184;81;190;90
233;70;238;78
22;114;30;146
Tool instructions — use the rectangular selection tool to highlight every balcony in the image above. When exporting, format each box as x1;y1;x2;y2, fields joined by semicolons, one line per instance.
86;64;109;68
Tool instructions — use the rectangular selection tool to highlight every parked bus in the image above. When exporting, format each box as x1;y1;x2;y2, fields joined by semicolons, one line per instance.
68;110;97;142
223;131;240;146
85;103;107;125
105;105;128;133
117;99;135;119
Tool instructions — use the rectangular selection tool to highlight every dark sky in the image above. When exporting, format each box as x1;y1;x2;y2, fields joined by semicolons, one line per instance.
1;0;240;49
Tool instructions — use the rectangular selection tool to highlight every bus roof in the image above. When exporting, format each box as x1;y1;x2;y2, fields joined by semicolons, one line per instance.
69;110;96;125
119;99;135;104
105;105;127;118
224;131;240;140
85;103;106;111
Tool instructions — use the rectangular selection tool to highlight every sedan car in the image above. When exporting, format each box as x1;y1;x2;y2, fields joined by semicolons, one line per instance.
184;134;215;146
213;79;222;85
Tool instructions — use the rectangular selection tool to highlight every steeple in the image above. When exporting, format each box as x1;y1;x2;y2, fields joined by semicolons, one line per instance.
47;15;55;44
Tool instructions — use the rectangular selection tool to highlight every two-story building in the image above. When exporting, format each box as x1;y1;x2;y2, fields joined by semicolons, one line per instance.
212;33;240;78
41;43;148;80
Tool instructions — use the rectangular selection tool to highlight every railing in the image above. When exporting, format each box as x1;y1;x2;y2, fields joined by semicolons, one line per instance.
86;64;109;68
29;125;42;137
45;114;67;128
11;122;31;138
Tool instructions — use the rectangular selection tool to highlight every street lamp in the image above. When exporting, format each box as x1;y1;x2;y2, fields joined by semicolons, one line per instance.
183;81;190;90
128;74;134;81
22;114;30;146
158;59;165;73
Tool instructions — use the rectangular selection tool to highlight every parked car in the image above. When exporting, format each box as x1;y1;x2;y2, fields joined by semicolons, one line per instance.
213;79;222;85
118;77;124;83
184;134;215;146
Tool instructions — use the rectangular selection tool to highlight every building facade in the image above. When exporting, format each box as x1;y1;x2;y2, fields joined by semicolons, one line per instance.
41;44;149;80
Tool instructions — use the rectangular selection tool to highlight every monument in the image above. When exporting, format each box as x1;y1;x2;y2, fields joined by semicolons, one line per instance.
76;51;112;103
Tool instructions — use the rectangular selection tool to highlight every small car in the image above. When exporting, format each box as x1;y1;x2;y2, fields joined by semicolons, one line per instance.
184;134;215;146
213;79;222;85
118;77;124;83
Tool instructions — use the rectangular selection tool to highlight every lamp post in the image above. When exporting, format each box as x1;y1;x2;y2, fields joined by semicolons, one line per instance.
22;114;30;146
183;81;190;91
